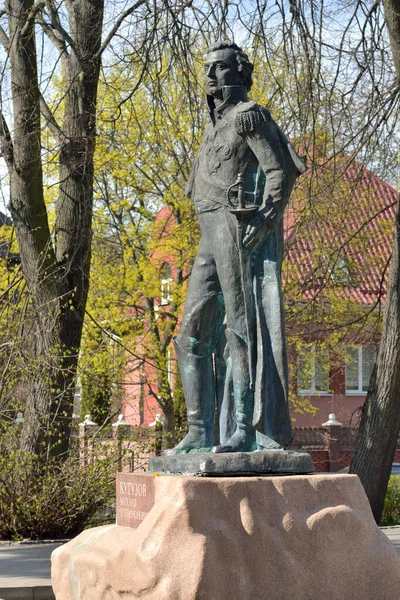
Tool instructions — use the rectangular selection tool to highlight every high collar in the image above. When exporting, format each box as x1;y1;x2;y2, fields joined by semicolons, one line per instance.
207;85;248;123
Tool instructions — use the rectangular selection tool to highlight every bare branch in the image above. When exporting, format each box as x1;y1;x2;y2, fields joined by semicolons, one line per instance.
96;0;193;59
0;25;9;51
39;94;64;143
95;0;147;59
43;0;77;57
36;14;68;56
0;109;13;168
20;0;45;38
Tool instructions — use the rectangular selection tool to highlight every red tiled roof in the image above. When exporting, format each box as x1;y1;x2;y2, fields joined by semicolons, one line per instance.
283;161;397;305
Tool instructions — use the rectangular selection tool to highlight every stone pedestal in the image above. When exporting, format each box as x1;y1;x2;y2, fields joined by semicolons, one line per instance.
51;474;400;600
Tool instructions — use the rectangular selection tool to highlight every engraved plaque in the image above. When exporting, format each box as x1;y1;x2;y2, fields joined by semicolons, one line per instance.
116;473;156;528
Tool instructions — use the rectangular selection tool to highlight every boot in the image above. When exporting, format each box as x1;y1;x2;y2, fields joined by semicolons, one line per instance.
213;328;256;453
164;339;215;455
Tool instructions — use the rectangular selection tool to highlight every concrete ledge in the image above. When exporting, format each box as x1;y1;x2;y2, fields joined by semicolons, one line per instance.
0;586;54;600
149;449;314;475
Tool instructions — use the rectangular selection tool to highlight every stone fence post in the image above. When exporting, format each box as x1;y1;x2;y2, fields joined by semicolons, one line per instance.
112;414;131;472
322;414;343;473
79;414;98;466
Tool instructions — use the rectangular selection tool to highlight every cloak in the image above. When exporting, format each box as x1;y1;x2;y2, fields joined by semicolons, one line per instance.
186;89;307;449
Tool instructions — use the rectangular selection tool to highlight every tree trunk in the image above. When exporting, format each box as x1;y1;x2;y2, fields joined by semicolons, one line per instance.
384;0;400;86
49;0;103;457
350;206;400;521
7;0;62;456
162;402;176;450
5;0;103;459
350;0;400;523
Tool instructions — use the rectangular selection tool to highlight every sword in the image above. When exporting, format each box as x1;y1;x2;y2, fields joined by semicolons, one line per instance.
226;173;258;390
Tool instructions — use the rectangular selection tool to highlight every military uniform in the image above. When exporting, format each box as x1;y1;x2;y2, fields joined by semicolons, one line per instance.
174;85;306;453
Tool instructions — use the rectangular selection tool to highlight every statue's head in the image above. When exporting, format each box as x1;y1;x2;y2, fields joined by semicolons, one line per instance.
204;41;254;98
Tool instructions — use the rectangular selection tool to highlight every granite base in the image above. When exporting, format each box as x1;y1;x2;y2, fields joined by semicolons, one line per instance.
51;474;400;600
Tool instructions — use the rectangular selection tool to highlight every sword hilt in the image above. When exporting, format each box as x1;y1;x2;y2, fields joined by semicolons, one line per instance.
227;173;258;219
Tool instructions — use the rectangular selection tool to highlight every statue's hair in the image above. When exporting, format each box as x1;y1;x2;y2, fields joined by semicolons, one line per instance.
205;41;254;91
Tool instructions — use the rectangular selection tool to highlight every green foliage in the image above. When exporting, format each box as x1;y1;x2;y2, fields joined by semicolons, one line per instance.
77;55;204;438
381;476;400;526
0;422;158;540
0;434;115;540
80;371;112;425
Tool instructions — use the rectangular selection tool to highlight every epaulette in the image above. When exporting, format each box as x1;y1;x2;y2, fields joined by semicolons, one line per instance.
235;101;271;135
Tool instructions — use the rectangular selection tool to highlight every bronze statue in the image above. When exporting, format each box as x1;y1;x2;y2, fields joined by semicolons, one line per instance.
167;41;306;455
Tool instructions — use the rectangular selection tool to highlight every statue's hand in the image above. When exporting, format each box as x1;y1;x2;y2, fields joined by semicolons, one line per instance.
243;213;271;250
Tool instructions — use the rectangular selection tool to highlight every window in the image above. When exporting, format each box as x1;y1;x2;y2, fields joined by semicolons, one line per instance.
329;256;350;285
345;345;375;394
160;263;172;306
298;344;330;395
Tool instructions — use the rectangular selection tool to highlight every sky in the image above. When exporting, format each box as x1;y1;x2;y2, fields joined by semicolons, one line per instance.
0;0;398;215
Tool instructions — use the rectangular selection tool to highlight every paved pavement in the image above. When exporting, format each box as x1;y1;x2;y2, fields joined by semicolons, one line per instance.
0;543;63;600
0;529;399;599
381;526;400;556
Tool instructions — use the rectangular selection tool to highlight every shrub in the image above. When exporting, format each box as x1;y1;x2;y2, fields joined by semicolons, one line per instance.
381;476;400;526
0;432;116;540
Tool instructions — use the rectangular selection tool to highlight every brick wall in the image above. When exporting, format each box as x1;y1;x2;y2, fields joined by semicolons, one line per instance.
308;451;330;472
340;451;353;470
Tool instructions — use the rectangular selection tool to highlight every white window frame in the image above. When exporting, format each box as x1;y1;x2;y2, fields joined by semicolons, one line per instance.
345;345;375;396
160;277;172;306
297;344;330;396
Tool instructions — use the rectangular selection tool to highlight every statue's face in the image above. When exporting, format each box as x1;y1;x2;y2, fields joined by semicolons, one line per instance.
204;48;241;98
